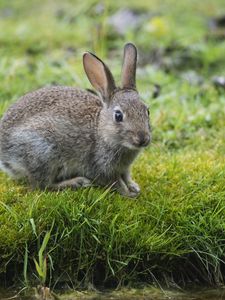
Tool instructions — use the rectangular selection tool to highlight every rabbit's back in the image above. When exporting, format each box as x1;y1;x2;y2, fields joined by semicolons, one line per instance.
0;86;103;186
1;86;102;129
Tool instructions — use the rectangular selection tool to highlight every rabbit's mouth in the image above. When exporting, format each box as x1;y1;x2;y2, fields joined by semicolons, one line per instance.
123;138;150;150
122;141;140;150
130;134;151;149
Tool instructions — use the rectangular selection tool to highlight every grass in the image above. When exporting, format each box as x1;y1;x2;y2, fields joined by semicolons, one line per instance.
0;0;225;290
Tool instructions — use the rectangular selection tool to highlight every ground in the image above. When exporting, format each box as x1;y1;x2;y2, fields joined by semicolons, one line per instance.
0;0;225;290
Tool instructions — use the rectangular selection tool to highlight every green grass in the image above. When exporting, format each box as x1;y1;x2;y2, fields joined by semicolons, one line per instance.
0;0;225;290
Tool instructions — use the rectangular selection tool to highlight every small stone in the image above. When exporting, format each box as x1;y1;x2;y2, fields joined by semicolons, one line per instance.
94;3;105;15
212;76;225;88
181;70;204;85
108;9;145;35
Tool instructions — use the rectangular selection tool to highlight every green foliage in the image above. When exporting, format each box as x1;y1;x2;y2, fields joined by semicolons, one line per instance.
0;0;225;289
33;225;53;285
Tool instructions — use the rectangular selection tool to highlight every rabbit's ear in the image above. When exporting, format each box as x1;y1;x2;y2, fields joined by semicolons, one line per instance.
83;52;116;102
121;43;137;89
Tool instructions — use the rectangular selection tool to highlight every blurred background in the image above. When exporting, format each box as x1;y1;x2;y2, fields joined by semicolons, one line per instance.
0;0;224;149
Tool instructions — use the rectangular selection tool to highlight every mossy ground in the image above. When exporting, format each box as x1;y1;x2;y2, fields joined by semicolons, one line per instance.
0;0;225;290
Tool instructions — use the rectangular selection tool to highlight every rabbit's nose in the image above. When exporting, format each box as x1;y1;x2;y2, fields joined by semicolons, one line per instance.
138;131;150;147
137;131;150;147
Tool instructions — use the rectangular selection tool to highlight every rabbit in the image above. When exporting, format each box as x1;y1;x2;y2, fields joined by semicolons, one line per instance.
0;43;151;198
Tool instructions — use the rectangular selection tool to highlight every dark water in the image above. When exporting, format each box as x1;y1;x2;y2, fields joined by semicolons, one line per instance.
0;287;225;300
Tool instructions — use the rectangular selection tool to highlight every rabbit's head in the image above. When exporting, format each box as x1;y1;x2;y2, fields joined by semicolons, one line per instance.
83;43;151;150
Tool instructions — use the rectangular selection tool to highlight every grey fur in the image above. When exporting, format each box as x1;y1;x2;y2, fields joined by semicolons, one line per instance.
0;43;151;197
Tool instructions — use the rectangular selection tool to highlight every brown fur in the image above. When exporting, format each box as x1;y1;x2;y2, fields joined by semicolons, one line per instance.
0;43;151;197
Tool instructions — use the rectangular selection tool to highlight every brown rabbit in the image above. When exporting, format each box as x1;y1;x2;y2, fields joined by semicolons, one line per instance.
0;43;151;197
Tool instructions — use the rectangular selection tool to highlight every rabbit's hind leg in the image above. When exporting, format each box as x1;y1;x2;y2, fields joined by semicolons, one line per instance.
49;177;92;191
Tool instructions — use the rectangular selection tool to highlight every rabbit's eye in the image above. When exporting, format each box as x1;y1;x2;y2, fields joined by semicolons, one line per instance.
114;110;123;122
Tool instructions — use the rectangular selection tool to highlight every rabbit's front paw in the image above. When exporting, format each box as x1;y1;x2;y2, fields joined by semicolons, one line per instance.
116;178;140;198
127;181;140;196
